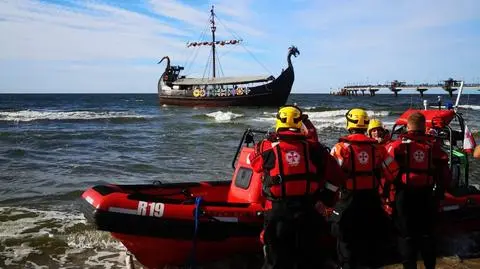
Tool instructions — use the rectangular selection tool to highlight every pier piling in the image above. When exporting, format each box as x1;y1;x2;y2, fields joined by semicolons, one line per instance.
332;78;480;97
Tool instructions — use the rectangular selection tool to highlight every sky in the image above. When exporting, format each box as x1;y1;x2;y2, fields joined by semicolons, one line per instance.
0;0;479;94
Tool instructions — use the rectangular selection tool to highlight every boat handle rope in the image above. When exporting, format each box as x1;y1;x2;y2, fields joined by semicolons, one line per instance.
232;128;268;170
187;196;203;269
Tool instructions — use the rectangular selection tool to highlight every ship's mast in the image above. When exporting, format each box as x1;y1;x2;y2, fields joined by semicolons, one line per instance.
186;5;242;79
210;5;216;78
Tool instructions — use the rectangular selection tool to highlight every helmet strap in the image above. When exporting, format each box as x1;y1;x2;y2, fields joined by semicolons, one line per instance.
349;128;366;134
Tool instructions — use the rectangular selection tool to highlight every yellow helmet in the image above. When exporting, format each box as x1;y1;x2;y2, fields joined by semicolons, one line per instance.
345;108;369;131
367;118;384;135
275;105;303;131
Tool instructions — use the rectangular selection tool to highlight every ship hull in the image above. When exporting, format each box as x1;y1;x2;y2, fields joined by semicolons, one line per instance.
158;66;294;107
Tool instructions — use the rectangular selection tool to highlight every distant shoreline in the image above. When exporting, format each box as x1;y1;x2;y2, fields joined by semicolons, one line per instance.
0;92;479;95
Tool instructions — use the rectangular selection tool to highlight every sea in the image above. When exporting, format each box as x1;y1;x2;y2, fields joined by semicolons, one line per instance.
1;93;480;269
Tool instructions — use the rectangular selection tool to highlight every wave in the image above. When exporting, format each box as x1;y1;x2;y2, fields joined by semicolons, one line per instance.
459;105;480;111
205;111;244;122
252;109;391;129
0;110;153;123
0;206;128;268
428;105;480;111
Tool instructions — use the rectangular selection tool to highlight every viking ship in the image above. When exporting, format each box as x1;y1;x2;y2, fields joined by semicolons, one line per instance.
157;5;299;107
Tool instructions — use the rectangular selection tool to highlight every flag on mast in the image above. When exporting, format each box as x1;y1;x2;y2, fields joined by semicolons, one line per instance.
464;124;477;154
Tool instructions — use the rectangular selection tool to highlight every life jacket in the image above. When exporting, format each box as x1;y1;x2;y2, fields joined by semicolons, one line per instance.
338;135;380;191
261;131;320;201
394;133;435;188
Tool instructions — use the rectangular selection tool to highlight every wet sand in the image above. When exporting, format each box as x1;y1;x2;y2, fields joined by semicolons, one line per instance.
384;257;480;269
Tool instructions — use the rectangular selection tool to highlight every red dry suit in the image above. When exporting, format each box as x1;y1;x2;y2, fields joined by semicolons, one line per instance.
331;134;399;191
250;129;345;207
250;128;345;269
330;133;399;269
386;131;451;269
386;131;451;198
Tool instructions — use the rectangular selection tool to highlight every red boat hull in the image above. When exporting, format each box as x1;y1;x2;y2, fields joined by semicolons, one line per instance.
113;233;261;269
80;138;480;268
395;108;456;129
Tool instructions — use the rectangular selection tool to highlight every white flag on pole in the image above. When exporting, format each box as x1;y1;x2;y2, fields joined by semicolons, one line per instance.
464;124;477;153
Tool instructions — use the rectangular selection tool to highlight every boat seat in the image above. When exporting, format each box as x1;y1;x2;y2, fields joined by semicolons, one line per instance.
227;148;264;204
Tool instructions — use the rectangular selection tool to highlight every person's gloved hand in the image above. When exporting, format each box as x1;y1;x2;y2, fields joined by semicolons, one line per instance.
244;131;254;144
265;131;278;141
315;201;334;218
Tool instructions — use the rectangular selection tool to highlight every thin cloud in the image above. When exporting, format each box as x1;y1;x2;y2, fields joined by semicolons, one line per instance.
148;0;263;38
0;0;478;93
286;0;480;92
147;0;209;28
0;0;187;61
212;0;254;20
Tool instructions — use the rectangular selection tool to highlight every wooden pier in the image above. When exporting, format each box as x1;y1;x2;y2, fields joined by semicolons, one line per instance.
332;79;480;97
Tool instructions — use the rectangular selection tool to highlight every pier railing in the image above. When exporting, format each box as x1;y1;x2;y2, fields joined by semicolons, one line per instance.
332;79;480;97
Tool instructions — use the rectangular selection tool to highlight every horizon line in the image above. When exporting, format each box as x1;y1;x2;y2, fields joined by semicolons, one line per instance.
1;91;478;95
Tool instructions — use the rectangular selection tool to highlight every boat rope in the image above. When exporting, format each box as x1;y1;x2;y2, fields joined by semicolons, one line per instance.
216;49;225;77
239;43;272;76
214;14;243;45
202;49;213;79
219;44;237;58
184;22;210;74
187;196;203;269
185;42;202;76
214;15;273;76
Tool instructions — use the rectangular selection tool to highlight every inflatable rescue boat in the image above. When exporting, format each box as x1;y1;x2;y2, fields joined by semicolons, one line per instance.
80;89;480;269
81;129;269;269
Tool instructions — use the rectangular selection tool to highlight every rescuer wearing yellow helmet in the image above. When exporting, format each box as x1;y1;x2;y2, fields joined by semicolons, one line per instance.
275;105;304;131
330;108;399;269
345;108;370;131
367;118;391;144
386;111;452;269
249;104;346;269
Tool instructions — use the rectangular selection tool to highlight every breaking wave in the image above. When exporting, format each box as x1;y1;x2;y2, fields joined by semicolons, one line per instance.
251;109;391;130
205;111;244;122
0;110;152;123
0;206;128;268
459;105;480;111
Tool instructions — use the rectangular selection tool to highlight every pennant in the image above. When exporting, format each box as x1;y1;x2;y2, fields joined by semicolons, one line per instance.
463;124;477;154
